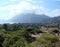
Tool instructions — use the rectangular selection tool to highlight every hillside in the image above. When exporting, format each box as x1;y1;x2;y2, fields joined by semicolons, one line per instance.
9;13;50;23
0;13;60;24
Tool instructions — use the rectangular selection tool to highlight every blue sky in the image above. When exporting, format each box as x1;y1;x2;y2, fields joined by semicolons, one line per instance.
0;0;60;20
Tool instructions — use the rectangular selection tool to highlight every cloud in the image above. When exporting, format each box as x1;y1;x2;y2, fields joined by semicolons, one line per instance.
49;9;60;17
0;1;46;20
0;0;60;20
0;1;32;20
9;0;17;2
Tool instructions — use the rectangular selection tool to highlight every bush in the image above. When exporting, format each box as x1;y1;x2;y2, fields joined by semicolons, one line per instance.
30;33;60;47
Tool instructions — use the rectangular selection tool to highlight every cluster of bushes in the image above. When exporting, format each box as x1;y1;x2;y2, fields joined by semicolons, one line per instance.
0;23;60;47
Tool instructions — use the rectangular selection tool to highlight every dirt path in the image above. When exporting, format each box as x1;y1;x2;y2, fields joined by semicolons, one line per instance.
31;33;42;38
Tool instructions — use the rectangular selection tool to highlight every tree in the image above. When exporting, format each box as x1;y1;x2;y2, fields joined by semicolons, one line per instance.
34;28;43;34
53;30;60;36
3;24;8;31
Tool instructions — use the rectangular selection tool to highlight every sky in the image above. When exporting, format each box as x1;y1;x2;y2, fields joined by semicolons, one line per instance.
0;0;60;20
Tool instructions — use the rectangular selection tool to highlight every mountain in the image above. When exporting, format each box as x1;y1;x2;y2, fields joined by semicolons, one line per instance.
0;12;58;24
0;13;60;24
51;16;60;23
9;13;50;23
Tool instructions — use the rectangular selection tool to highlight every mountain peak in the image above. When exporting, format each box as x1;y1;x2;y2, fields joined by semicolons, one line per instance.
9;13;49;23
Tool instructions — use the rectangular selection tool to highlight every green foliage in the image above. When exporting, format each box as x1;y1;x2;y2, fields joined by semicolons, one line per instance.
30;33;60;47
0;23;60;47
3;24;8;31
10;37;26;47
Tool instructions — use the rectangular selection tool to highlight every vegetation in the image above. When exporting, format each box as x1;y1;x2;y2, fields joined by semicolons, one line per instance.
0;23;60;47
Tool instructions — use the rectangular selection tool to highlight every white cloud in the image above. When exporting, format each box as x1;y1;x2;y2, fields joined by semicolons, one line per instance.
0;0;60;20
0;1;46;20
49;9;60;17
9;0;18;2
0;1;32;20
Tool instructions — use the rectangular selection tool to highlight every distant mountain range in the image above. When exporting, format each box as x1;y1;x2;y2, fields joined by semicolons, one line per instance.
50;16;60;23
9;13;50;23
0;13;60;24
